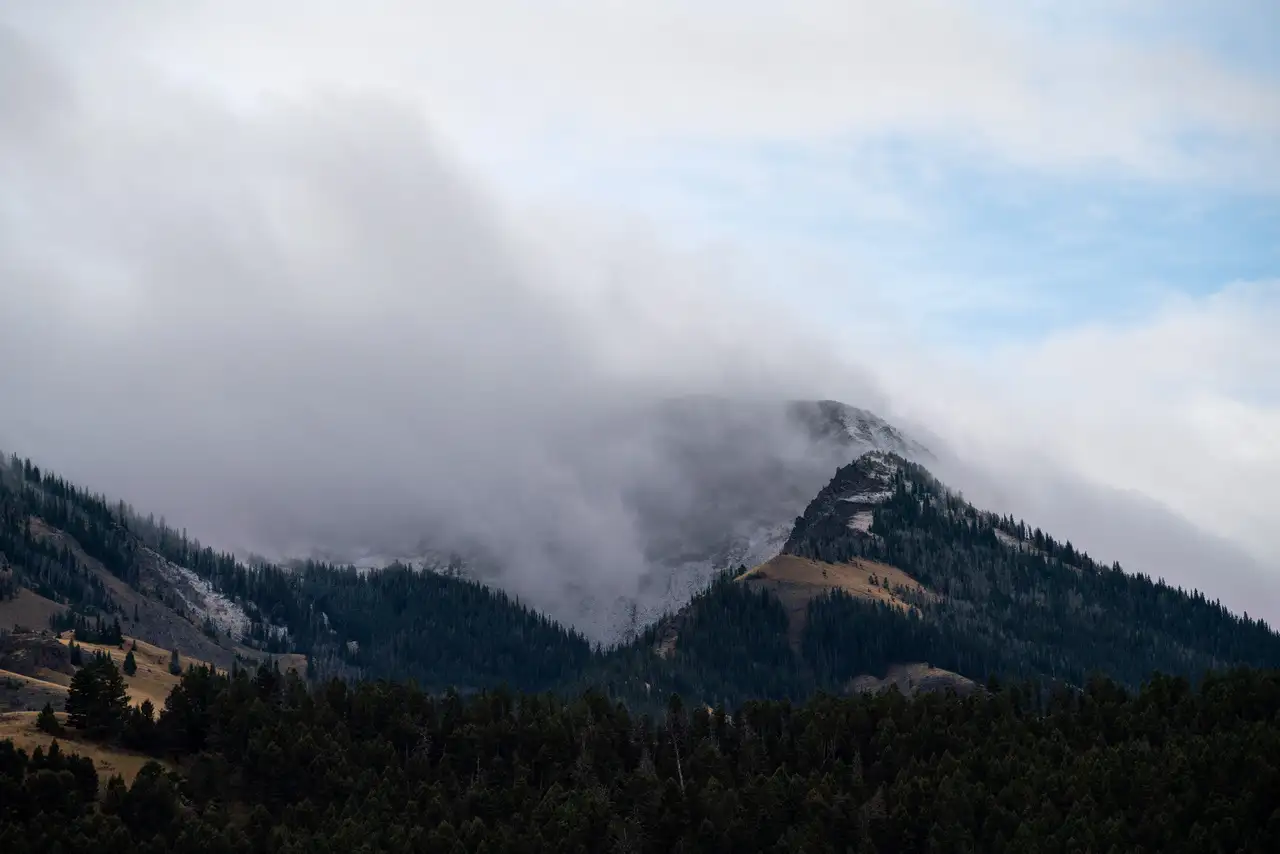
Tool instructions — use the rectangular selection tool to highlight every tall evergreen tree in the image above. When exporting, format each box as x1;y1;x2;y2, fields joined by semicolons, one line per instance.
65;651;129;739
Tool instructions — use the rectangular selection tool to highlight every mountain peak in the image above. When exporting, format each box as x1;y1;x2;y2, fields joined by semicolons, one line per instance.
785;400;928;459
782;450;921;549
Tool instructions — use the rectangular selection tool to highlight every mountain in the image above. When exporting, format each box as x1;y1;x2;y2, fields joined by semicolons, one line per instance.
591;397;929;640
4;442;1279;716
300;397;930;643
3;448;1276;849
0;454;590;698
584;451;1280;709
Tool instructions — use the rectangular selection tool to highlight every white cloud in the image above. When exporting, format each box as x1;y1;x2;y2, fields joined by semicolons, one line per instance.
8;1;1279;187
0;24;883;637
870;281;1280;575
1;3;1276;626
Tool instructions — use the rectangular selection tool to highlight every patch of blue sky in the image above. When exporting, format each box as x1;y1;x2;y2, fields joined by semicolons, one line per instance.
557;135;1278;350
980;0;1280;77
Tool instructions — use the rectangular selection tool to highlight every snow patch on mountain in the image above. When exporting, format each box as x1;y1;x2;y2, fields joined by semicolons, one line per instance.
848;510;875;533
146;549;251;639
840;490;894;504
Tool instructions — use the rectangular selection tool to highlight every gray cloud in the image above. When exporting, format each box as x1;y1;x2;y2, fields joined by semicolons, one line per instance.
0;24;880;633
1;16;1275;636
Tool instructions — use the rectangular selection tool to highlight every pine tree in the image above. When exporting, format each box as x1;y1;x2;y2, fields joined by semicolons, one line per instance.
168;647;182;676
68;639;82;666
123;648;138;676
65;651;129;739
36;701;62;735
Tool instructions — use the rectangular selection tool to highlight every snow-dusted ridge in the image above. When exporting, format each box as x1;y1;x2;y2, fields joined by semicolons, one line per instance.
145;549;290;643
839;490;894;504
146;549;252;639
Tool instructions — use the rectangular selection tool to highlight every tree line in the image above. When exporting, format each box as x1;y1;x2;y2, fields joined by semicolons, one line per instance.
4;655;1279;852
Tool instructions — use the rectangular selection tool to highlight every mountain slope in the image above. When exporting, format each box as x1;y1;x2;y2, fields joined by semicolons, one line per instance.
5;446;1278;715
787;451;1280;688
598;451;1280;709
0;453;591;699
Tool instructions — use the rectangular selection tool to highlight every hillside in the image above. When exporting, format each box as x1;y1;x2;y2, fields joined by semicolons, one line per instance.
1;624;292;713
786;452;1280;688
589;451;1280;710
735;554;932;648
4;447;1280;715
0;711;165;786
0;453;591;701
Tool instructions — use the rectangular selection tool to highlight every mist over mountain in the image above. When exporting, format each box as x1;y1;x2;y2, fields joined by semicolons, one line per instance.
298;397;928;640
0;20;876;640
2;6;1278;852
1;10;1276;633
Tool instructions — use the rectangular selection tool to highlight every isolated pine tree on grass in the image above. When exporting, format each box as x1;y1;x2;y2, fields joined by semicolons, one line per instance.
66;651;129;740
36;701;63;735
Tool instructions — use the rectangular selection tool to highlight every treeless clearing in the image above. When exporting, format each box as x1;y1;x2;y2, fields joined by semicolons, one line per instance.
0;667;69;712
0;710;167;786
848;662;979;697
55;634;307;710
0;667;68;693
57;634;207;710
0;588;67;632
735;555;934;649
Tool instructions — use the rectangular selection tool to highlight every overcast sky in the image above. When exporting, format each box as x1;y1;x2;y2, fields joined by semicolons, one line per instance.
1;2;1277;624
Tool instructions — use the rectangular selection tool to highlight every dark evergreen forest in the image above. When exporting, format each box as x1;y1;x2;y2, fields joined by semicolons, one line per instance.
3;661;1279;853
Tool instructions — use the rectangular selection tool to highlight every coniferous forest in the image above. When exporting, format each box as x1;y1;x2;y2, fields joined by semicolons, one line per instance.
2;663;1279;853
4;451;1280;849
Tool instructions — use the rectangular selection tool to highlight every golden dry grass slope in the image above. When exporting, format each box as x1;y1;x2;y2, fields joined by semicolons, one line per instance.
55;634;211;710
0;667;69;711
52;634;307;711
735;554;934;649
4;634;192;712
0;710;167;785
4;632;306;785
848;663;979;697
0;588;68;633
